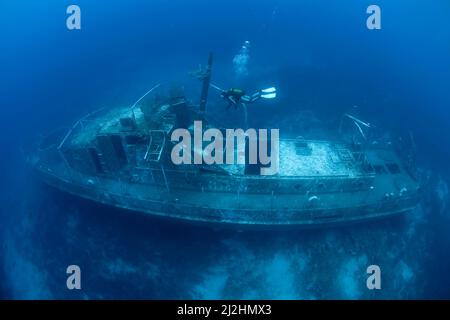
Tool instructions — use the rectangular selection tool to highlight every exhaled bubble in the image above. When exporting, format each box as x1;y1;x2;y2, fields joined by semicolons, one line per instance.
233;41;250;78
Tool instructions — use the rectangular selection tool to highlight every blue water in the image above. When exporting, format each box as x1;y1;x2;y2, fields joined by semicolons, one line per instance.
1;0;450;299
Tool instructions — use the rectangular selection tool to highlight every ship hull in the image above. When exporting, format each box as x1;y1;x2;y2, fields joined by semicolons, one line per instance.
33;163;419;229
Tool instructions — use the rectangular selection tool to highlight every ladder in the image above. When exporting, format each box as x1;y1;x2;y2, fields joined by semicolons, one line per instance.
144;130;166;162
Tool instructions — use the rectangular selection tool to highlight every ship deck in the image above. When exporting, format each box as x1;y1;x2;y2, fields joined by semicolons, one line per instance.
218;139;367;178
278;140;363;177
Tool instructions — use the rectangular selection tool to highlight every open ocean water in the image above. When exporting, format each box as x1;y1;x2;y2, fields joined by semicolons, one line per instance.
1;0;450;299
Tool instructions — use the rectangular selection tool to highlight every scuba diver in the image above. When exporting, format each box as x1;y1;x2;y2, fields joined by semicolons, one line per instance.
211;84;277;110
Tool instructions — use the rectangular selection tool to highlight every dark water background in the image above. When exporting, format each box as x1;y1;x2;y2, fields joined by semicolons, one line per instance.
1;0;449;299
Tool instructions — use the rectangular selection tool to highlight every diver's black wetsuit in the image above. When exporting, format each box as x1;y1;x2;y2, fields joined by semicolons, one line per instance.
221;88;260;109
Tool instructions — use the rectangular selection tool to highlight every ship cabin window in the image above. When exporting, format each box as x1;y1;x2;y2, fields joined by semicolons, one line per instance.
373;165;387;175
386;163;401;174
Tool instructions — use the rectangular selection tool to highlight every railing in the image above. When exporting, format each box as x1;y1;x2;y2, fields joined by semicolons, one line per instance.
58;107;107;150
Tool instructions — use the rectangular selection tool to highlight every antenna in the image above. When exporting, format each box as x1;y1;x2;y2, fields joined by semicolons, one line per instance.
130;83;161;109
199;52;213;113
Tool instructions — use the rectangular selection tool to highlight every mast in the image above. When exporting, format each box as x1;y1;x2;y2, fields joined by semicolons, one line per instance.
199;52;213;113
